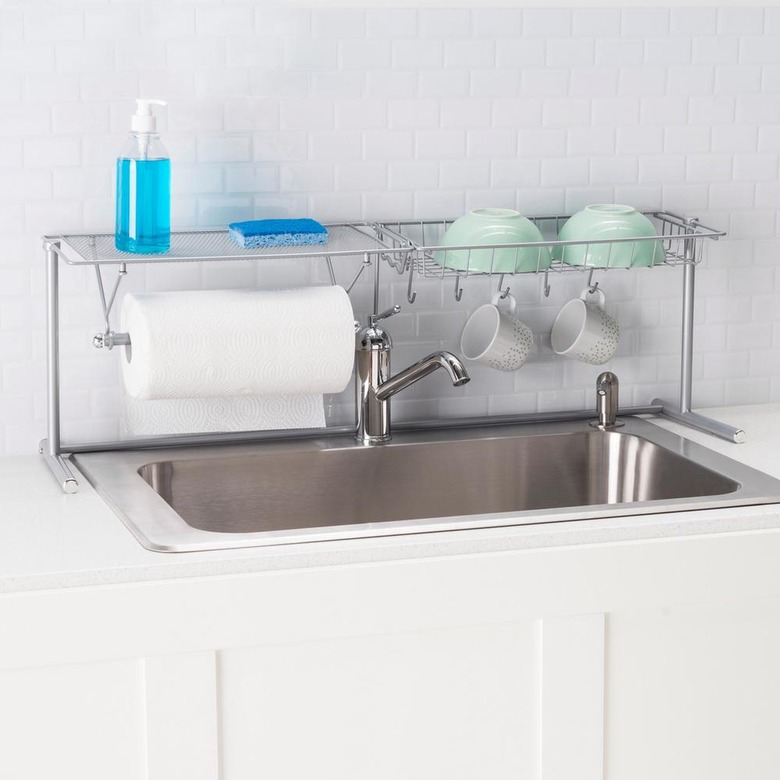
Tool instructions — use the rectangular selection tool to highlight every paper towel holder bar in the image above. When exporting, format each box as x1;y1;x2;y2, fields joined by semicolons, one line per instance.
89;245;367;351
93;263;131;350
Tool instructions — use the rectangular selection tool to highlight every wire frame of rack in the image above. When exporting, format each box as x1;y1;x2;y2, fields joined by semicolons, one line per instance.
40;210;739;495
381;211;722;273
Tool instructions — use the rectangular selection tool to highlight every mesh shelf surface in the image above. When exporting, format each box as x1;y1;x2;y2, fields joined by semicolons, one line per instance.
52;223;411;266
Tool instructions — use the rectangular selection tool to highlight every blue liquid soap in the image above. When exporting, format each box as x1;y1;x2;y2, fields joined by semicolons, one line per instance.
115;157;171;254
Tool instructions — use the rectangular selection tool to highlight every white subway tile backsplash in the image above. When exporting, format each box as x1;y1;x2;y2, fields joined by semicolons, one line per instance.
542;98;590;127
367;71;416;99
387;98;439;130
595;38;643;68
443;40;495;70
84;7;138;39
392;40;442;70
495;39;546;69
366;9;417;39
335;99;387;130
522;9;573;38
739;36;780;65
195;6;255;37
336;161;386;191
439;160;490;189
470;69;521;99
621;9;670;37
415;129;466;160
312;9;366;40
388;160;438;190
0;3;779;453
341;40;391;71
115;38;167;71
540;157;590;188
140;6;196;38
196;135;251;163
573;9;621;37
567;127;616;156
521;68;569;98
419;10;471;39
733;153;779;182
590;156;638;185
547;38;595;69
736;94;780;125
693;36;739;66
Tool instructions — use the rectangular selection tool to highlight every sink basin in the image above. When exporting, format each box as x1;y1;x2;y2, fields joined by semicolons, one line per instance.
73;417;780;552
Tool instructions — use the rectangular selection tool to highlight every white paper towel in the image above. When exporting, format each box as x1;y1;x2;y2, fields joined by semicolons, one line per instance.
122;394;326;437
120;287;355;400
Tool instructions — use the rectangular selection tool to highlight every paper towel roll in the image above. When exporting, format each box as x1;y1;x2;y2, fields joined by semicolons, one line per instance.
122;394;326;436
120;287;355;400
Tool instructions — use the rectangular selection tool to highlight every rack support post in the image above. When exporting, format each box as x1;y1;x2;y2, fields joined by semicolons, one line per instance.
42;243;79;493
653;222;745;444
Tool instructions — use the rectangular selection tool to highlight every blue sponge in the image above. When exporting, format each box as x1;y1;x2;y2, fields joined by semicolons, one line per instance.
228;218;328;248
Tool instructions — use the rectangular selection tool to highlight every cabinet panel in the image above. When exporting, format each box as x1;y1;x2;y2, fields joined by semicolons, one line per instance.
219;621;540;780
606;597;780;780
144;651;219;780
0;659;146;780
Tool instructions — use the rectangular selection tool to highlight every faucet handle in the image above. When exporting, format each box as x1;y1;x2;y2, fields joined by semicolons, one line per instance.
369;305;401;327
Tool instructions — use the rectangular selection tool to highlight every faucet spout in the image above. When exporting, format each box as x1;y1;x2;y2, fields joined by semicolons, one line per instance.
375;351;470;402
354;307;471;444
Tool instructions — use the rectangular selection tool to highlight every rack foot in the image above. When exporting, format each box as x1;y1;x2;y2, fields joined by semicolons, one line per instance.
39;440;79;493
652;400;745;444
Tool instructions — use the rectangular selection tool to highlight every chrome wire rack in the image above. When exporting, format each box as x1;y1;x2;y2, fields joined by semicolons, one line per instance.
40;209;738;495
381;211;723;274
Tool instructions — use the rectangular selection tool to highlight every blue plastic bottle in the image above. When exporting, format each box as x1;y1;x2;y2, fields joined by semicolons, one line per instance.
115;99;170;254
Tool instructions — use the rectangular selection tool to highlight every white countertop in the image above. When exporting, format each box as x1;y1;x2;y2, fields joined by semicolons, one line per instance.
3;404;780;594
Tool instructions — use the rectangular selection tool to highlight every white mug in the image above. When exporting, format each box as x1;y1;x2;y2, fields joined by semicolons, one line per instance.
550;287;619;365
460;292;534;372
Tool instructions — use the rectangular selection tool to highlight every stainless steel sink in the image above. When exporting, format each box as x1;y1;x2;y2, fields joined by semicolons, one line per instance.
73;417;780;552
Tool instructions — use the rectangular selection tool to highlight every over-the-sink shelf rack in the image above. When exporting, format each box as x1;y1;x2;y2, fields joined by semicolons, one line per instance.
42;210;738;494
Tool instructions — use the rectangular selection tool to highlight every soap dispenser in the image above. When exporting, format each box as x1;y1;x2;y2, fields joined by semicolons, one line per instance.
115;98;171;254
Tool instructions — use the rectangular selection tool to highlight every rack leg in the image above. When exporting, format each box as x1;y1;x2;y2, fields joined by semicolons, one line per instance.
679;237;696;414
651;401;745;444
40;440;79;493
44;244;79;493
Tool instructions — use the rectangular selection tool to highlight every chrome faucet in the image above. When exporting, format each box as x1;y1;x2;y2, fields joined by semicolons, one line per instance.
355;305;470;444
591;371;624;430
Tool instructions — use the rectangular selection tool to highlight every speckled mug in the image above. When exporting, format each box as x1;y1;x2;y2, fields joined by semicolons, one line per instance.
460;292;534;372
551;287;619;365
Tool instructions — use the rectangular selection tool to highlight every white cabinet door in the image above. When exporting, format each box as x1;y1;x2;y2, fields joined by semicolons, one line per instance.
0;659;146;780
219;621;542;779
606;596;780;780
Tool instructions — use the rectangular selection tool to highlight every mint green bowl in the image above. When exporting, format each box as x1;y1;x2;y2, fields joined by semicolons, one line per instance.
435;208;552;274
553;204;666;268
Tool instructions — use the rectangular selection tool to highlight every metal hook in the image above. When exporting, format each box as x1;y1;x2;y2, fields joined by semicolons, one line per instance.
406;257;417;304
586;268;599;295
497;274;510;299
542;270;551;298
454;274;464;302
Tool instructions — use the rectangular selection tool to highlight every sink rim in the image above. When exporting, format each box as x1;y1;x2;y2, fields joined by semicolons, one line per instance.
73;416;780;553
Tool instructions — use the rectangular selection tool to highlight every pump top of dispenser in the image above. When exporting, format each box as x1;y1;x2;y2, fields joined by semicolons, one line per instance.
131;99;166;133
